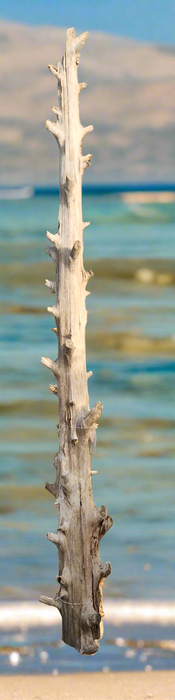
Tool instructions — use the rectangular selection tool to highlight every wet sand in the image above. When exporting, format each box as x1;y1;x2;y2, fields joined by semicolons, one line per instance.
1;672;175;700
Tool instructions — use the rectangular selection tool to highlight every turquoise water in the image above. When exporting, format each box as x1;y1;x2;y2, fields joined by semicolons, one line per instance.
1;191;175;671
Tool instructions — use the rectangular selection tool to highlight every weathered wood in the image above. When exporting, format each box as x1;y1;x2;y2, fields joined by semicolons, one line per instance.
39;27;113;655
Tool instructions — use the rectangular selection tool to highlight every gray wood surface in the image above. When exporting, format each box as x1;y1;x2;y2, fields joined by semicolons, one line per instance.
39;28;113;655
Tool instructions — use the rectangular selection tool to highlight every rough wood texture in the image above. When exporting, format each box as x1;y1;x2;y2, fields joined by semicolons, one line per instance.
39;27;113;655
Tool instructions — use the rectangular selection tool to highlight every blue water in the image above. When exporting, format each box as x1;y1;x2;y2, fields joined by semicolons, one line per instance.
1;190;175;671
2;622;175;674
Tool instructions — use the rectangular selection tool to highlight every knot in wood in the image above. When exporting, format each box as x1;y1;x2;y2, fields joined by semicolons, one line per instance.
64;339;75;364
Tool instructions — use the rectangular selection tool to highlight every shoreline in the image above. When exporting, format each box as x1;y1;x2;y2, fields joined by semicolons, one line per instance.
1;671;175;700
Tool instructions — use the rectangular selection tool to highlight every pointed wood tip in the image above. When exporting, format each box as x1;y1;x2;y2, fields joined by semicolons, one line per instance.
45;279;55;293
82;154;93;170
48;64;57;72
79;82;87;92
52;106;61;117
100;562;112;580
46;230;54;242
85;269;94;283
39;595;56;607
49;384;58;396
45;121;64;147
74;32;88;52
45;119;55;133
82;125;93;139
41;356;59;377
47;305;59;319
98;515;113;541
45;481;56;496
83;221;90;229
83;401;103;428
46;230;60;249
41;356;52;369
46;531;58;544
48;64;60;81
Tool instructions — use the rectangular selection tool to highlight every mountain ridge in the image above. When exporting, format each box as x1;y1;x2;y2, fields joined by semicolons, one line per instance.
1;20;175;184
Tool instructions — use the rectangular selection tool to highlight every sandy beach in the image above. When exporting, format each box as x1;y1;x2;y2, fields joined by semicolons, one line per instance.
1;672;175;700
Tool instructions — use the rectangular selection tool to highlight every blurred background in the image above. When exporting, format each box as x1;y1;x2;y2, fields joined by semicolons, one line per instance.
1;0;175;676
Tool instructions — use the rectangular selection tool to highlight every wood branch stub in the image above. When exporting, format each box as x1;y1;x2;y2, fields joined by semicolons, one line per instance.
79;82;87;92
39;595;62;611
47;305;59;319
69;240;81;264
52;105;62;118
83;401;103;429
45;279;56;293
46;230;61;249
83;221;90;229
45;120;64;147
49;384;58;396
41;356;59;378
45;481;57;497
82;154;92;170
99;561;112;581
86;269;94;281
40;26;112;656
81;125;93;140
74;31;88;52
48;64;61;81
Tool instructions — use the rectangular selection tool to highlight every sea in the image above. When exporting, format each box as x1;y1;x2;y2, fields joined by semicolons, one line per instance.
1;185;175;674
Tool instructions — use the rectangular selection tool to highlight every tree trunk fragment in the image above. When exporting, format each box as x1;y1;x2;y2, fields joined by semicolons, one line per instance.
39;27;113;655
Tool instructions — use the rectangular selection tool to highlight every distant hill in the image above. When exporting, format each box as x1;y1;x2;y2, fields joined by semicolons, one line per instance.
1;20;175;184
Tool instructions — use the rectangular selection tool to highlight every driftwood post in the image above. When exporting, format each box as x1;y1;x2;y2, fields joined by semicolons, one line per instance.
39;27;113;655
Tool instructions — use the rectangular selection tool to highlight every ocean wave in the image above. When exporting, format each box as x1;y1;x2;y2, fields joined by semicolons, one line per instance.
1;600;175;630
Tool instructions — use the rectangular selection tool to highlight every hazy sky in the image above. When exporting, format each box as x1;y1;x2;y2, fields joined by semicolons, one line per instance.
1;0;175;45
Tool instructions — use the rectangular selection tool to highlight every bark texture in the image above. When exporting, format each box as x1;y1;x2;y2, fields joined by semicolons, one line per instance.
39;27;113;655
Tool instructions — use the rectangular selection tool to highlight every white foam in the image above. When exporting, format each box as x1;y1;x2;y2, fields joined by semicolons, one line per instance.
1;599;175;630
0;602;61;630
